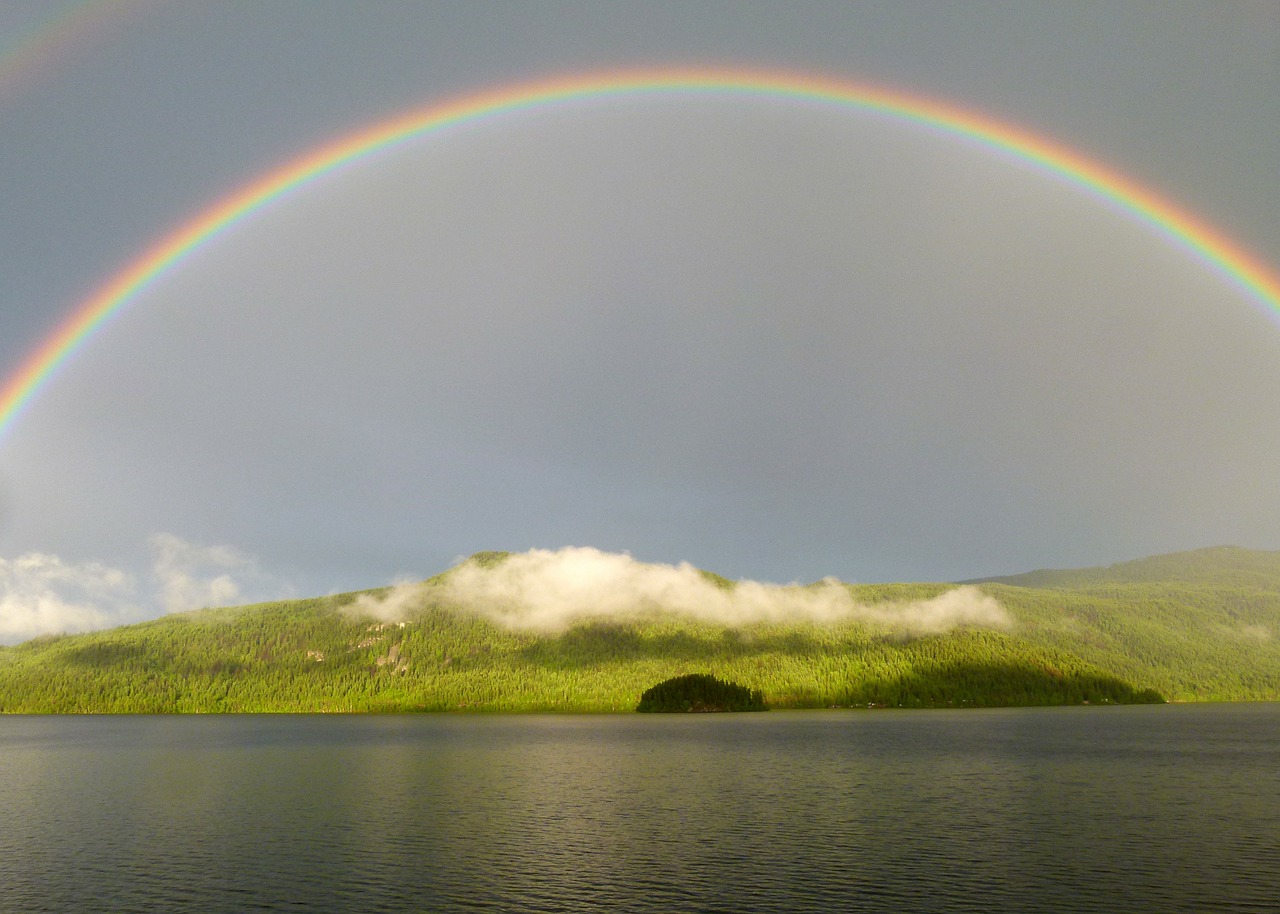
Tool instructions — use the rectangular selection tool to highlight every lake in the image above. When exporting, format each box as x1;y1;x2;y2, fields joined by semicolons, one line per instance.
1;705;1276;912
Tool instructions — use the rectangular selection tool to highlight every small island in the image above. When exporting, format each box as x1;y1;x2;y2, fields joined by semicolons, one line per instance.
636;673;768;712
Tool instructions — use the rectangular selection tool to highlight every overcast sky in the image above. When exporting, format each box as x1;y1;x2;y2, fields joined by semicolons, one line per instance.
1;1;1278;641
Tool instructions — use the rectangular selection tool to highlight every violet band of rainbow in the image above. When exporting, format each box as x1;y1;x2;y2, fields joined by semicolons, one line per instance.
3;68;1278;444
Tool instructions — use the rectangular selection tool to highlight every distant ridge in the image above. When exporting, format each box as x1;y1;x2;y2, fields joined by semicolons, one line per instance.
962;546;1280;590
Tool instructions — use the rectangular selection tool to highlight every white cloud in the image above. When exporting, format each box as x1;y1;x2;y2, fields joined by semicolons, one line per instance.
355;546;1012;634
346;579;426;623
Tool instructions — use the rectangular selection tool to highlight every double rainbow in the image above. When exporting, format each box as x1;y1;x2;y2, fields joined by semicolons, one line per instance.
2;68;1278;443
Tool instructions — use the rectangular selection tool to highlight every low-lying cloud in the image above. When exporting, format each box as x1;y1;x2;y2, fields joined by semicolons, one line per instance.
347;578;431;623
359;546;1012;634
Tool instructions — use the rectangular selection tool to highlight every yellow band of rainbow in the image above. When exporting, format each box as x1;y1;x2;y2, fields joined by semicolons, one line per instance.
3;67;1278;444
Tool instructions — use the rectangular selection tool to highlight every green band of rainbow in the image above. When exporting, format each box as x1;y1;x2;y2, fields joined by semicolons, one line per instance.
3;67;1278;444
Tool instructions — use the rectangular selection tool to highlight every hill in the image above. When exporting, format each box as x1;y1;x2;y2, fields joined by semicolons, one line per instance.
1;547;1277;712
959;546;1280;702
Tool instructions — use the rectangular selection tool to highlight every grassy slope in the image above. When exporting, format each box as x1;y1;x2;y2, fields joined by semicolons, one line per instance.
2;547;1278;711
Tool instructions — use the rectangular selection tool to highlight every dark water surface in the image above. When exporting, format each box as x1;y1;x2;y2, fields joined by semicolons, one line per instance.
1;705;1277;913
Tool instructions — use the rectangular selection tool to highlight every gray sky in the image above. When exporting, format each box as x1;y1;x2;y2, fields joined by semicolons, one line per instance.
1;1;1279;640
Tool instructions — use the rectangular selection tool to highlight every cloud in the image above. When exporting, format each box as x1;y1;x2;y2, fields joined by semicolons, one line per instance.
346;579;428;623
0;552;140;643
0;534;294;643
355;546;1012;633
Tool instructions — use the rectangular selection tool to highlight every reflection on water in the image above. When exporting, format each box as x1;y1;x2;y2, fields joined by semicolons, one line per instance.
1;706;1277;913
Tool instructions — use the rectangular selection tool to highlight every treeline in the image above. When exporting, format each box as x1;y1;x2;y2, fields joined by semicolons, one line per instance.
842;660;1164;708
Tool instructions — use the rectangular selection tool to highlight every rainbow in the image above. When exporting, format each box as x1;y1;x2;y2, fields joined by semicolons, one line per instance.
3;67;1279;444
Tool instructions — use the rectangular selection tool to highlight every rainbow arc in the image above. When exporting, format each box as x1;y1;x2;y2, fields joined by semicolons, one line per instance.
2;68;1278;443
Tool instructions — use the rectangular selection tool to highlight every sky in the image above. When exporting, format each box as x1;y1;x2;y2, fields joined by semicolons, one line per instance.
1;1;1279;641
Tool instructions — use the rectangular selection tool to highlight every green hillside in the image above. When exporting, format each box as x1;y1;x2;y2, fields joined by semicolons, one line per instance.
2;547;1278;712
962;546;1280;702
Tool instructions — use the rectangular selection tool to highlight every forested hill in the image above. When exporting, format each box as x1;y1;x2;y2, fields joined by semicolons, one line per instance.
960;546;1280;703
1;547;1278;712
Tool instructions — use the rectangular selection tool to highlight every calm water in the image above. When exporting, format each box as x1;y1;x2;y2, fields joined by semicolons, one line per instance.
1;705;1277;913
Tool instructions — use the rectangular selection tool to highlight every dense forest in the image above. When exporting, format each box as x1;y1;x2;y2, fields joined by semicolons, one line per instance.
1;546;1277;713
637;673;768;712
